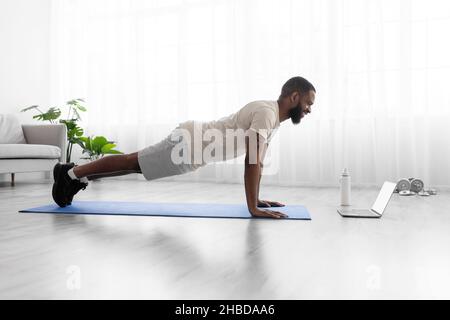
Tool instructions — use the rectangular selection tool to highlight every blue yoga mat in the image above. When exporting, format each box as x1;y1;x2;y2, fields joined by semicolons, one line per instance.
20;201;311;220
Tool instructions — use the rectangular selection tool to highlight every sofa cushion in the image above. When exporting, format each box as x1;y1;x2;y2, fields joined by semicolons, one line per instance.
0;144;61;159
0;114;26;144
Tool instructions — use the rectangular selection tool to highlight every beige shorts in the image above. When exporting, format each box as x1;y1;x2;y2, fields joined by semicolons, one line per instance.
137;130;199;181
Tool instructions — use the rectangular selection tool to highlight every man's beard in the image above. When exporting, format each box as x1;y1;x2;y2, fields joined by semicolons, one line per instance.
289;105;303;125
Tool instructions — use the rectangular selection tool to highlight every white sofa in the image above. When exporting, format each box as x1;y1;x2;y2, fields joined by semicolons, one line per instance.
0;114;66;186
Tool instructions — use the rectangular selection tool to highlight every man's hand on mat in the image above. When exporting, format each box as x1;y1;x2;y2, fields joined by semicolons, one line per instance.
250;208;288;219
257;200;285;208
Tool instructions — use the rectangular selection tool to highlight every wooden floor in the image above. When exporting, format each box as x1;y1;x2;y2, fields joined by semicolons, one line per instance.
1;177;450;299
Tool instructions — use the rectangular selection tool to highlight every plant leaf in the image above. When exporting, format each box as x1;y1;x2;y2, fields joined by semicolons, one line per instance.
79;135;122;158
40;107;61;121
59;119;76;130
21;105;39;112
92;136;108;148
101;143;116;153
75;127;84;137
85;137;92;151
31;107;61;122
90;136;105;154
76;104;87;112
67;98;87;113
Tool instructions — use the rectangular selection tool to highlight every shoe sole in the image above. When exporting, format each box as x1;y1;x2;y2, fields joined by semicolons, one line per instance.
52;163;67;207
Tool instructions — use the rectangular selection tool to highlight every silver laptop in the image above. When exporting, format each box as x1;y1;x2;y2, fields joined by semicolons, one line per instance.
337;181;397;218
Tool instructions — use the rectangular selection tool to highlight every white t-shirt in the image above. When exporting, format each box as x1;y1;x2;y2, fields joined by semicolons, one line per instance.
175;100;280;167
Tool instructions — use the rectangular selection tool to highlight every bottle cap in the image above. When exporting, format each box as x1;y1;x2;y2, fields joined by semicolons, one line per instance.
342;168;349;176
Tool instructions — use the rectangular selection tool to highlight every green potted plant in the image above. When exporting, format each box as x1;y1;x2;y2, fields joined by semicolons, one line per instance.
21;99;122;163
79;136;123;161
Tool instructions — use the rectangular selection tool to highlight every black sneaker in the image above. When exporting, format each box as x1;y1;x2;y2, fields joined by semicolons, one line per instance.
52;162;75;207
52;162;88;207
66;174;88;205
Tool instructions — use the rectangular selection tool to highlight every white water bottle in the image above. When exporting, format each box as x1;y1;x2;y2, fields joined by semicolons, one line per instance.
340;168;351;206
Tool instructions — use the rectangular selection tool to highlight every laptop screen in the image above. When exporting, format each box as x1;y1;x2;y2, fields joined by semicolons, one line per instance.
371;181;397;215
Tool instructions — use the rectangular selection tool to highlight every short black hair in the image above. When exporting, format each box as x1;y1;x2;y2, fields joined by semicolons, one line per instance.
279;76;316;99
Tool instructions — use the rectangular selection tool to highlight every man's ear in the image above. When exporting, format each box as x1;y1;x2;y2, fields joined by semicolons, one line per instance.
290;92;300;104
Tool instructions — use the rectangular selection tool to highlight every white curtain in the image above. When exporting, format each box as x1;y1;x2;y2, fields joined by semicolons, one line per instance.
50;0;450;187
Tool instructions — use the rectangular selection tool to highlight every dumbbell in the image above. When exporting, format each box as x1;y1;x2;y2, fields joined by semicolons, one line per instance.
396;178;426;196
396;178;437;196
409;178;424;193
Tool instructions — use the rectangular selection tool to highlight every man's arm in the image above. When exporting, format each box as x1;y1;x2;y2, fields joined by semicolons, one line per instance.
255;143;266;201
256;142;285;208
244;132;287;219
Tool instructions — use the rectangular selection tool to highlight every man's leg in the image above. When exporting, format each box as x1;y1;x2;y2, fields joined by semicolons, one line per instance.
72;152;141;179
52;152;142;207
85;170;140;181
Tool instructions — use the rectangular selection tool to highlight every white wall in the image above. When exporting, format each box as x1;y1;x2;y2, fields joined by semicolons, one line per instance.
0;0;51;183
